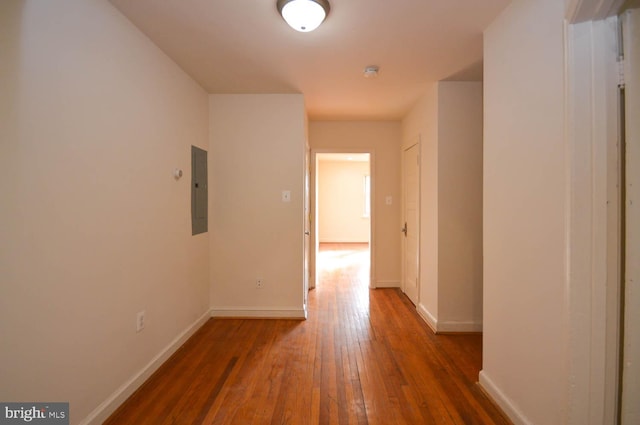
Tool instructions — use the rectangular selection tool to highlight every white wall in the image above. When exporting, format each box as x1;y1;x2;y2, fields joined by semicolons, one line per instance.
318;160;370;243
438;82;484;327
309;121;402;288
480;0;568;423
209;94;306;318
401;82;483;332
0;1;210;423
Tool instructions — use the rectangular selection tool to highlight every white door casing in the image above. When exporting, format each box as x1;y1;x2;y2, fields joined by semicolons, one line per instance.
621;8;640;424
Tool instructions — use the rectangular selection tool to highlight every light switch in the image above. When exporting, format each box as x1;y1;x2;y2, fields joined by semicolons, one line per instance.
386;196;392;205
282;190;291;203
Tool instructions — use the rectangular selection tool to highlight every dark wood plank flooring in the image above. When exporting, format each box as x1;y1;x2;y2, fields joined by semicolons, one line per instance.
105;243;511;424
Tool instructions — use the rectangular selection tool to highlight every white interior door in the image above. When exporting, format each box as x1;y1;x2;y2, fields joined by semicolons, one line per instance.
621;8;640;424
304;146;310;309
402;143;420;305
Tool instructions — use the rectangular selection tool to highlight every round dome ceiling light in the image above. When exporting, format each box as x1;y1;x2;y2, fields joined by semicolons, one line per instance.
277;0;330;33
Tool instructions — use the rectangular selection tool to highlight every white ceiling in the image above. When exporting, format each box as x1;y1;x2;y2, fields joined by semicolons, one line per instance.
109;0;511;120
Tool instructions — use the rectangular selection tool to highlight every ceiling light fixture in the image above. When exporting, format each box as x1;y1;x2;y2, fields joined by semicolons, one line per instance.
277;0;330;33
363;65;380;78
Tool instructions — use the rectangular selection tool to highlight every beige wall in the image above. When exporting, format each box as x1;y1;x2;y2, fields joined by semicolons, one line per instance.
481;0;568;423
401;82;483;332
309;121;402;287
0;1;210;423
209;94;306;317
318;160;370;243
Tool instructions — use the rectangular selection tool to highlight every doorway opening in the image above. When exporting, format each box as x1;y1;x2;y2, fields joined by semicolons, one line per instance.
312;152;372;289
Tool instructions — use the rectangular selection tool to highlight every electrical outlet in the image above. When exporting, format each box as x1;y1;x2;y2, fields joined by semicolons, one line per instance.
136;311;145;333
256;279;263;288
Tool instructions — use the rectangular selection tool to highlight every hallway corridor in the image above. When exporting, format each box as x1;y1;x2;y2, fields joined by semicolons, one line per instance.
106;243;510;424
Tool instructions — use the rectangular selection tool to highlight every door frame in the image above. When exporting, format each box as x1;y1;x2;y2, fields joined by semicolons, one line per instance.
565;6;623;424
620;8;640;423
310;148;375;289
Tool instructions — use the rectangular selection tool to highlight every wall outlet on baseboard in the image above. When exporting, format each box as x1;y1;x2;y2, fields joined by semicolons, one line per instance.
136;310;145;332
256;279;263;288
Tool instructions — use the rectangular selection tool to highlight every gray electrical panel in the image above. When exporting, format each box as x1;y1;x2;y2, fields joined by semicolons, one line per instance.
191;146;208;235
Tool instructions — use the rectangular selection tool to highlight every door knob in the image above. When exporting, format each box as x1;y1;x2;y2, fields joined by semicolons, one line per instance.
401;222;407;236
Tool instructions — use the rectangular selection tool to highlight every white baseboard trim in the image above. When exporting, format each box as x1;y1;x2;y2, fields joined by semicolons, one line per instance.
416;303;481;333
210;307;307;319
375;280;400;288
437;321;483;333
479;370;532;425
79;310;211;425
417;303;438;333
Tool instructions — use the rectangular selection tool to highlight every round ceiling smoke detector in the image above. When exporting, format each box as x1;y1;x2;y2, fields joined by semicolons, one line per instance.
363;65;379;78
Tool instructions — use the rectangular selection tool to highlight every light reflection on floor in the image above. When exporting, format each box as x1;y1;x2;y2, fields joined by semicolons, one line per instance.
317;243;370;287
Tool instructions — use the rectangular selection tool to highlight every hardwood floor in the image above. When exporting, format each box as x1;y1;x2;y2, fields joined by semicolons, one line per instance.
105;243;511;424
